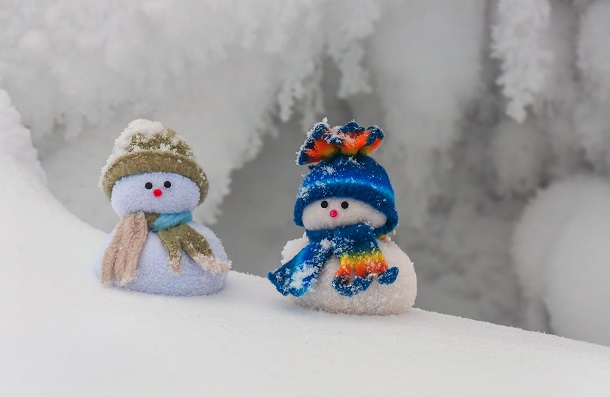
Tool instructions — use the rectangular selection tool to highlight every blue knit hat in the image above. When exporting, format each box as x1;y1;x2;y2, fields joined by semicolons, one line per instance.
293;120;398;236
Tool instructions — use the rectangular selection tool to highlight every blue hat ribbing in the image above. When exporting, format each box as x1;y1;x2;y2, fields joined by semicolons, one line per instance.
293;121;398;236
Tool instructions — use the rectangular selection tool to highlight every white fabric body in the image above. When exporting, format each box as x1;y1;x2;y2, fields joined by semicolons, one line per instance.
281;236;417;315
111;172;200;217
102;170;227;296
96;222;228;296
301;197;387;231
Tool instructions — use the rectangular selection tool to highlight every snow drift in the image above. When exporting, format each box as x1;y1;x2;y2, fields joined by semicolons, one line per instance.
1;91;610;395
513;176;610;346
2;0;610;343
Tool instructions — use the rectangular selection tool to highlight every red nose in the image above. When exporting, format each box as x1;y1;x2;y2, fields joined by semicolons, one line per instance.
153;189;163;197
329;209;338;218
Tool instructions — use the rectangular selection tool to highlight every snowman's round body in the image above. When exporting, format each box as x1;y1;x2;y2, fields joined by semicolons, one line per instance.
96;222;227;296
283;197;417;315
96;171;229;296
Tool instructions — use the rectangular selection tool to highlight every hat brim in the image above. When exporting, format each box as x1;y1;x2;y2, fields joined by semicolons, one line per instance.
101;151;208;204
293;180;398;236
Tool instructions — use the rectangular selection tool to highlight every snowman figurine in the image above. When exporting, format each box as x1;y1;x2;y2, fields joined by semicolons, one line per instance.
268;120;417;315
96;119;230;296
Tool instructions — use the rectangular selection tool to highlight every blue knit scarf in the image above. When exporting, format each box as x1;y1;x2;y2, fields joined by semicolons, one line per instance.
268;223;399;297
149;211;193;232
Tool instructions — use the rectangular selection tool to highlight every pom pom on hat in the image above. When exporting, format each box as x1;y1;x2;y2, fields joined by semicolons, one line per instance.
100;119;208;204
297;118;384;165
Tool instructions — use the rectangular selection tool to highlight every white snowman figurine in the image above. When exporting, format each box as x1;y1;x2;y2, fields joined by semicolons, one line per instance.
96;119;230;296
268;120;417;315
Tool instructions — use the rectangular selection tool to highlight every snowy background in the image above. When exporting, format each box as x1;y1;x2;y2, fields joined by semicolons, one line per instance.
1;0;610;348
2;95;609;395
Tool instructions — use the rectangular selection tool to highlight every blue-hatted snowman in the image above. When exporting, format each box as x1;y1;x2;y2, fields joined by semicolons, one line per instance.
96;119;230;296
268;119;417;315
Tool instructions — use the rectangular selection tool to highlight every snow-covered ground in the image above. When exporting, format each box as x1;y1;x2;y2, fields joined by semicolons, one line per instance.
2;0;610;348
1;102;609;395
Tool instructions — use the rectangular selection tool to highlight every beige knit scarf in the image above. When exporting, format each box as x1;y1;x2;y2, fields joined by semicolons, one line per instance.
101;212;228;286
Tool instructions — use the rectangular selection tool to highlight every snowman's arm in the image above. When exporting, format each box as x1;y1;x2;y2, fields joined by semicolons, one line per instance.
189;222;228;262
281;234;309;265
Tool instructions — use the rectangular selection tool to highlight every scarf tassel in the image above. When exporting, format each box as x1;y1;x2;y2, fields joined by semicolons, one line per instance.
101;212;148;286
149;213;230;274
331;266;399;296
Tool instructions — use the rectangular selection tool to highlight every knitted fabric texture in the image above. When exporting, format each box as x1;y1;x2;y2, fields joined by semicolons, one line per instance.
100;121;208;204
293;121;398;236
268;223;399;297
150;211;193;232
144;212;225;274
297;120;383;164
101;211;225;285
101;212;148;286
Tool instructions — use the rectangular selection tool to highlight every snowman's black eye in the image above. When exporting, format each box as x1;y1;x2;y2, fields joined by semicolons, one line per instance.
145;182;153;189
164;181;172;188
321;200;328;208
341;201;349;209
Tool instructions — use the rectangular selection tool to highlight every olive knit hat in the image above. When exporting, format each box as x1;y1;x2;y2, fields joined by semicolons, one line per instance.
100;119;208;204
